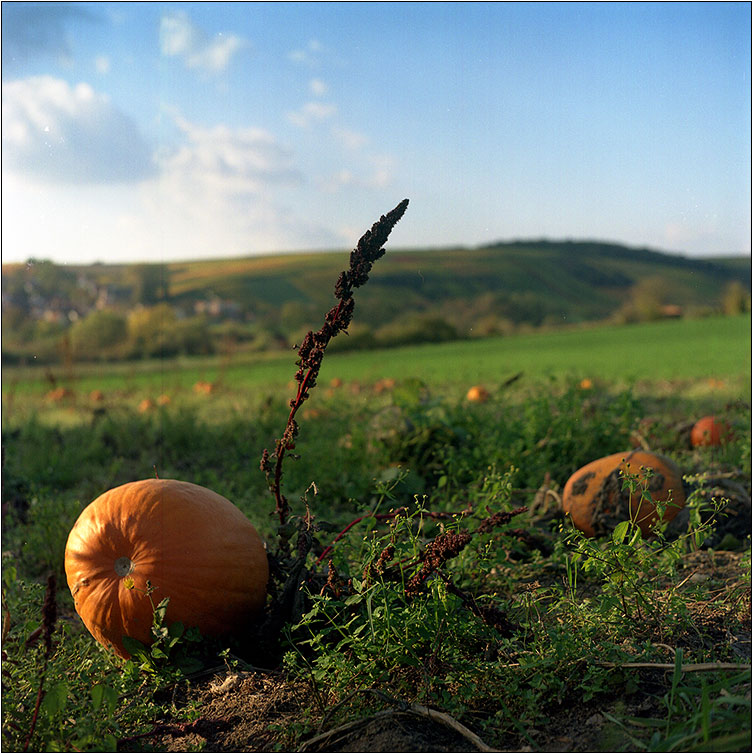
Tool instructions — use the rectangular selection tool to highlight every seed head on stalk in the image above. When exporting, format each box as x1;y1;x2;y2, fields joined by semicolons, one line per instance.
261;199;409;527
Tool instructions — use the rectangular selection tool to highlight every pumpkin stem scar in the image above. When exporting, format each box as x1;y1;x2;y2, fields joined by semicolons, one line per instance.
114;557;134;578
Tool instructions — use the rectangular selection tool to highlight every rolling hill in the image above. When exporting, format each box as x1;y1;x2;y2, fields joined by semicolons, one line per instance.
164;239;750;329
2;240;749;366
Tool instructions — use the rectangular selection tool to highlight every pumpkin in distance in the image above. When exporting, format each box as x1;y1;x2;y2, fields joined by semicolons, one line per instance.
691;415;731;447
562;450;685;538
466;385;490;403
64;479;268;658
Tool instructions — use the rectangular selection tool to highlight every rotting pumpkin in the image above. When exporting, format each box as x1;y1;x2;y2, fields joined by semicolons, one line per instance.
562;450;685;538
64;479;268;659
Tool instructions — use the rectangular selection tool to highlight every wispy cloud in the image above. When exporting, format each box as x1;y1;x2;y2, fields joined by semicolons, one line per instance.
2;76;155;183
125;113;343;259
320;153;396;193
163;113;302;194
309;78;328;96
94;55;111;75
288;39;324;66
287;101;337;128
2;108;346;263
662;219;728;254
159;12;246;74
332;127;369;151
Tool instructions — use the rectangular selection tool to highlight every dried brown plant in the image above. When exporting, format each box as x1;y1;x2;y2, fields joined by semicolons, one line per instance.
261;199;409;527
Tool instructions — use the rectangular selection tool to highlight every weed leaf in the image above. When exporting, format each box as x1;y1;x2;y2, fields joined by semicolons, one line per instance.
40;679;68;719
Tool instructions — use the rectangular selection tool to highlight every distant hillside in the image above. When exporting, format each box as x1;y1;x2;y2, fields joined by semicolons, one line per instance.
164;239;750;328
2;240;749;365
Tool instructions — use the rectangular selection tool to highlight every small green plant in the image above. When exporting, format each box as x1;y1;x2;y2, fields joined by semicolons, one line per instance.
119;579;205;677
562;465;722;639
281;502;533;727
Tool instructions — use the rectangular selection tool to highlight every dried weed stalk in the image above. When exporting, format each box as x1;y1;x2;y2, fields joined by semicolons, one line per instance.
23;574;58;752
254;198;525;651
261;199;409;527
252;201;408;659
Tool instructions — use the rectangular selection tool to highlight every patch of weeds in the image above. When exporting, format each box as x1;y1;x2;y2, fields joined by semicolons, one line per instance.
2;491;83;582
561;475;720;644
1;561;171;752
603;650;751;752
281;504;553;734
387;380;645;507
369;378;467;489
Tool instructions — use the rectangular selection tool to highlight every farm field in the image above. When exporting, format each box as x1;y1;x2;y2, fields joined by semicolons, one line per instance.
3;313;750;400
2;313;751;752
5;240;749;370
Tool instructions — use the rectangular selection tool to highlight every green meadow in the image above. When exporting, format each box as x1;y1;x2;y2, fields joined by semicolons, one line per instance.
2;312;750;752
3;314;749;402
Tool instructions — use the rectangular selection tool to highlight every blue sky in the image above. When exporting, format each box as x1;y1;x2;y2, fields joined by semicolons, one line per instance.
2;1;750;264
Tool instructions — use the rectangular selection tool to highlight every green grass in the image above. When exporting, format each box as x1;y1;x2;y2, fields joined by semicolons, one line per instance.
3;315;749;400
2;312;750;752
317;314;751;386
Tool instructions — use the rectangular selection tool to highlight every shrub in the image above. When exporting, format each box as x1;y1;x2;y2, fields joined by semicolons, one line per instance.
127;305;212;358
722;281;751;315
375;314;459;347
70;310;128;360
326;322;377;352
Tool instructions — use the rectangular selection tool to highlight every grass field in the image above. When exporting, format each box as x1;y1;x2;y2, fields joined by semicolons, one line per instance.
319;314;751;387
3;314;750;400
2;312;750;752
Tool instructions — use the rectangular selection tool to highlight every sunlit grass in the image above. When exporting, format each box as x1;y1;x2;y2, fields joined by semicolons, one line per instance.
3;315;749;412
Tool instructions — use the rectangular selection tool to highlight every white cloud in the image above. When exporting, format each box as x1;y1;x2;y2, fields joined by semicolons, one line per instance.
368;154;395;189
321;168;356;193
1;76;155;183
163;114;302;194
662;218;728;254
309;78;328;96
160;13;196;57
196;35;245;73
2;112;347;263
159;12;246;74
118;113;343;259
287;101;337;128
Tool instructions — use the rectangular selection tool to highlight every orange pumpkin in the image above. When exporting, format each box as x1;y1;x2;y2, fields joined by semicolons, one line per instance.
562;450;685;538
373;378;396;394
193;381;215;395
137;398;155;413
466;385;490;403
64;479;268;658
46;387;75;402
691;415;731;447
